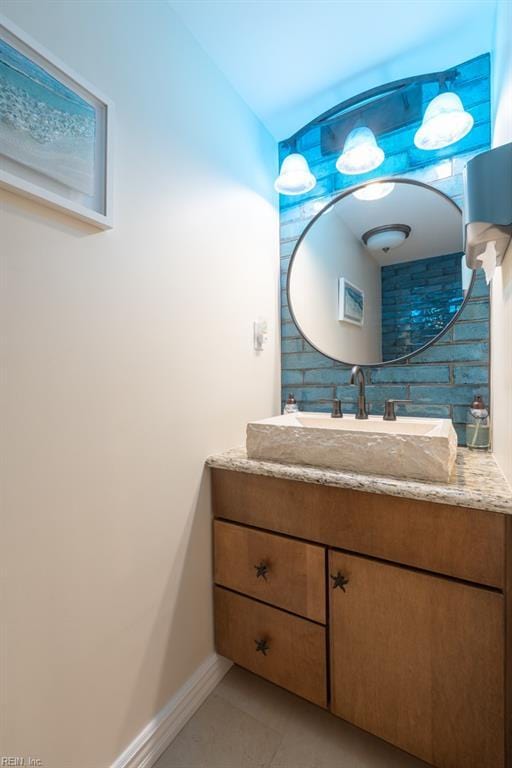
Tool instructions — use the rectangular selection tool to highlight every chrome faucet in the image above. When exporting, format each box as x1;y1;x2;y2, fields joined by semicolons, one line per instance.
350;366;368;419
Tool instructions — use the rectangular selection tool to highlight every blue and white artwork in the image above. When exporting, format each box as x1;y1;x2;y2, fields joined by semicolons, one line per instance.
339;278;364;325
0;37;96;195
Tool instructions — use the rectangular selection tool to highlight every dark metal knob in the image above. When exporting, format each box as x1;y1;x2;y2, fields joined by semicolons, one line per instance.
254;562;269;580
331;572;349;591
255;638;270;655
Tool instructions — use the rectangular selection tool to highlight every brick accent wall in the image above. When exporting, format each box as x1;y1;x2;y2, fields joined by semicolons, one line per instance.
280;54;491;445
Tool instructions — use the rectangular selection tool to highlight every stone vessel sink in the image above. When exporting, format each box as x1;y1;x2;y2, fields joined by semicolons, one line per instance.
246;413;458;483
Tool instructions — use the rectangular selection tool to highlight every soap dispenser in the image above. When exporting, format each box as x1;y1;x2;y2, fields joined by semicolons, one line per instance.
466;395;490;451
283;393;299;415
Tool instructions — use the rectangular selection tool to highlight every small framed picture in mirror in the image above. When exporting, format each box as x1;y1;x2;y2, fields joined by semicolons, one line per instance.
339;278;364;326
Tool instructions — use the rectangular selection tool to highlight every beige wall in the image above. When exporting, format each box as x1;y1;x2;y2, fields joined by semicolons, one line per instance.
0;2;279;766
491;0;512;484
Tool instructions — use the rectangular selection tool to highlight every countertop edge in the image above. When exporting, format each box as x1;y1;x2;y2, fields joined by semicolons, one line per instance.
206;448;512;515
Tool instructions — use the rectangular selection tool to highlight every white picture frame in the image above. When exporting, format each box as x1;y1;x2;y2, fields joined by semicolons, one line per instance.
338;277;364;326
0;14;113;229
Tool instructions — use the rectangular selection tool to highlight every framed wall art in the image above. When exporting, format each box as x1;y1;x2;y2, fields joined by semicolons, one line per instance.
0;15;113;229
338;277;364;326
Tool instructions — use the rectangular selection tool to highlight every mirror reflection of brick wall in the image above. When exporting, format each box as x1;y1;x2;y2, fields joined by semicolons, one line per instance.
381;252;464;361
280;54;491;445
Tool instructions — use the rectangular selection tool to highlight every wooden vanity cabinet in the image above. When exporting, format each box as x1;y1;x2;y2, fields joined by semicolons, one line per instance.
212;468;511;768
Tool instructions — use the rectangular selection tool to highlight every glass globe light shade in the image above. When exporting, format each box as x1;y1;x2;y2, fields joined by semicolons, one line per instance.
414;92;474;150
274;153;316;195
353;182;395;201
336;127;385;175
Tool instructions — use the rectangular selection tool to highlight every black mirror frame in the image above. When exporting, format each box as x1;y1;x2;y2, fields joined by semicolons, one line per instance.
285;177;476;369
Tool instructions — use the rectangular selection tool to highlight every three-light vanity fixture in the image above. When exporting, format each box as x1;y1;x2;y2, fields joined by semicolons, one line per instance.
275;85;474;197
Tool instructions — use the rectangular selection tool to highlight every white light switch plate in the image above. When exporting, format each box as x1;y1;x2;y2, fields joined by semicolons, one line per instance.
253;319;268;351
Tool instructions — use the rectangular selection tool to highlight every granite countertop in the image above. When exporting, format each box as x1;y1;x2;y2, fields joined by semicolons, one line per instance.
206;447;512;515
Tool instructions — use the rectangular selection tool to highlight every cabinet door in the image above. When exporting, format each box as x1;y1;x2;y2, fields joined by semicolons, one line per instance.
329;551;504;768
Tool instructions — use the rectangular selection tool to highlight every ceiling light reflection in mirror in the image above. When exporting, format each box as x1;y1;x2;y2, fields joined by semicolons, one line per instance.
353;181;395;201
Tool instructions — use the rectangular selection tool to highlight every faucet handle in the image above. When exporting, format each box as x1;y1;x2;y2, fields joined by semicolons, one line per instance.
319;398;343;418
383;399;412;421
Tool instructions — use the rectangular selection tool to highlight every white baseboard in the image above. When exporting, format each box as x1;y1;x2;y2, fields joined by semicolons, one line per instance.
111;653;233;768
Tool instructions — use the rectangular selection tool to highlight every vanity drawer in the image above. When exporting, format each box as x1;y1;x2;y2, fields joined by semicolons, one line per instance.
212;469;505;589
214;520;326;623
214;586;327;707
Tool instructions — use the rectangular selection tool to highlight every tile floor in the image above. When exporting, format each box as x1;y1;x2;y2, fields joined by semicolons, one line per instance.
154;665;430;768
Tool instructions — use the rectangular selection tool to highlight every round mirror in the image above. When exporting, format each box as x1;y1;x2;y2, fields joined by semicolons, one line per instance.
287;179;474;366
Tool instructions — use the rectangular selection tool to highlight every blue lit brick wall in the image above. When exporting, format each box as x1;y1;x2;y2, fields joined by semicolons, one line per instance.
381;251;464;361
280;55;491;445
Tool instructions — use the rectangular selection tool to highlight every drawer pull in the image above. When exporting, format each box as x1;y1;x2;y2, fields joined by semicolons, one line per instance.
254;561;269;580
255;638;270;656
331;572;349;591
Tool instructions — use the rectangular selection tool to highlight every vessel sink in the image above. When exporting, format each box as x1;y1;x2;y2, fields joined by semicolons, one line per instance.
246;412;458;483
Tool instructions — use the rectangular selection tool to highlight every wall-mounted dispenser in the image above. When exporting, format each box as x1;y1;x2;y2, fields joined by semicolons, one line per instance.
464;143;512;280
